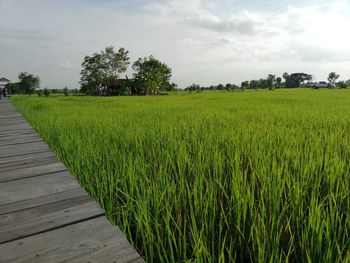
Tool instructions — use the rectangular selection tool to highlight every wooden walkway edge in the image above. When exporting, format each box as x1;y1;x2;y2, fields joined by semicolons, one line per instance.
0;98;144;263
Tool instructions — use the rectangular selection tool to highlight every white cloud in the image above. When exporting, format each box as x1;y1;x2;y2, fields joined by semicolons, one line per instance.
143;0;350;84
56;61;73;70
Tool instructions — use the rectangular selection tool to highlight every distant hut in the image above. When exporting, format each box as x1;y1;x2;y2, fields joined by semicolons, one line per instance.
0;78;10;89
103;78;132;96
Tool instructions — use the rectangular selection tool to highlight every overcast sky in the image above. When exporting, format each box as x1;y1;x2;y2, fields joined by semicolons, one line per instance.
0;0;349;89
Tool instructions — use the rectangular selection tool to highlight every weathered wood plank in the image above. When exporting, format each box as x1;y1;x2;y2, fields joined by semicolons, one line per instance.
0;141;51;158
0;114;22;119
0;151;55;168
0;188;85;215
0;134;42;146
0;130;36;139
128;257;147;263
0;216;143;263
0;128;35;136
0;123;33;132
0;138;44;147
0;162;67;182
0;197;103;243
0;155;58;172
0;171;81;206
69;245;143;263
0;139;43;148
0;129;36;135
0;119;29;125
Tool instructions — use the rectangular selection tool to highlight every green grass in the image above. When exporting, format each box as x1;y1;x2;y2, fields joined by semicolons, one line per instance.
11;89;350;262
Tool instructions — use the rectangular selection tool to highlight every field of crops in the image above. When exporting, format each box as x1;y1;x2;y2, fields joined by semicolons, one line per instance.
11;89;349;262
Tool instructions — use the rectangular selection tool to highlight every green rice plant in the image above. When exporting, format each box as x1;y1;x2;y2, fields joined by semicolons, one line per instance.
11;89;350;262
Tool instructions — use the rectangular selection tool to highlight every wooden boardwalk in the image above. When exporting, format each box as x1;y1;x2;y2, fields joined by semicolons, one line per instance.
0;98;144;263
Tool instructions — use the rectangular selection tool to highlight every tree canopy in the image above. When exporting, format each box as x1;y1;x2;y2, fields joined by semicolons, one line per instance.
6;72;40;94
328;72;339;85
266;74;276;90
19;72;41;94
283;73;312;88
80;46;130;95
186;83;201;93
132;56;172;95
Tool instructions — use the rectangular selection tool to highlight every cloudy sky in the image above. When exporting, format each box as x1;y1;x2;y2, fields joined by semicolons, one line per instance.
0;0;349;89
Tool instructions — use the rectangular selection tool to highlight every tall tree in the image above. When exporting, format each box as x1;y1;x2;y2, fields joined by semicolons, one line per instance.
258;78;268;89
266;74;276;90
5;82;20;94
80;46;130;95
241;81;249;91
284;73;312;88
80;53;105;95
283;73;290;82
132;56;173;95
249;80;259;90
18;72;40;94
226;83;238;91
102;47;130;89
276;77;282;88
328;72;339;86
217;84;224;90
166;82;178;92
187;84;200;93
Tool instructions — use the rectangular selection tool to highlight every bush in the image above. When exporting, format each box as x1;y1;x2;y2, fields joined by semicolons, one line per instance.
63;87;69;96
43;88;50;97
337;81;347;89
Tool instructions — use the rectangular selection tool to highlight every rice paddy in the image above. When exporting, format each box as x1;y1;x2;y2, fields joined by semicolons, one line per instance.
11;89;350;262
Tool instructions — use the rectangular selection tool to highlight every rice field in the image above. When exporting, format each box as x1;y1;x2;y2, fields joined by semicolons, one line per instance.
11;89;350;262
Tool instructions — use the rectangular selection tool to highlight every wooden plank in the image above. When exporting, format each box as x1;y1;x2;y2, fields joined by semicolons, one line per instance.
0;188;85;215
0;134;42;146
0;156;58;172
0;128;35;136
0;119;29;125
0;197;103;243
0;139;43;148
0;123;33;132
0;162;67;182
0;134;42;144
128;257;146;263
0;114;22;119
0;216;144;263
0;149;54;162
0;141;51;158
0;122;30;128
0;151;55;168
0;130;36;139
0;171;81;206
69;245;143;263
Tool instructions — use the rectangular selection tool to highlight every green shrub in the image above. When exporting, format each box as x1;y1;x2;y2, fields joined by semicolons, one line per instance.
43;88;50;97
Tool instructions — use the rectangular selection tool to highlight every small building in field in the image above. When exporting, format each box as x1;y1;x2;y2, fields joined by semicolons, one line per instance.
0;78;10;89
103;79;132;96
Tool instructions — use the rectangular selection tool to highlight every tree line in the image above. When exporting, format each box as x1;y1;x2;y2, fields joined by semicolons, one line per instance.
5;72;40;95
5;53;349;96
241;72;347;90
186;72;348;92
5;73;79;96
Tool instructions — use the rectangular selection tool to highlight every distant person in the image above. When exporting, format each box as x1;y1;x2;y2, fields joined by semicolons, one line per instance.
2;88;6;98
0;89;2;100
